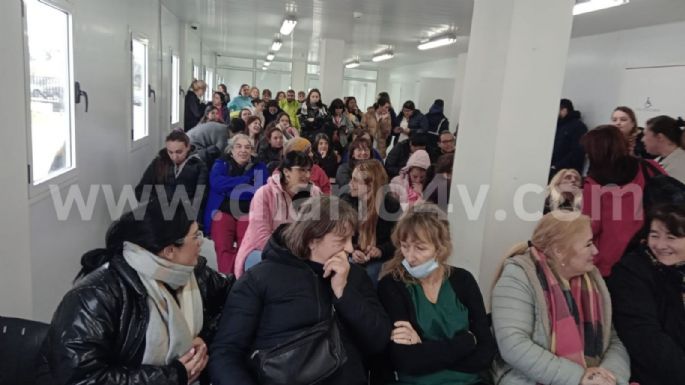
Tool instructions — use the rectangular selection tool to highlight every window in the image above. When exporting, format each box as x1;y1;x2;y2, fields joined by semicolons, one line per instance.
204;67;214;101
131;37;148;141
25;0;75;184
193;64;200;80
171;54;180;124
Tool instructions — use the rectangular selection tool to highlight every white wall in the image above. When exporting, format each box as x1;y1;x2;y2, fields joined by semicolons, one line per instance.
0;0;186;321
562;21;685;128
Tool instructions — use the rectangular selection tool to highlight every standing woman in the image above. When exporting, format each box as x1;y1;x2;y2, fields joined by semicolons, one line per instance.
378;203;496;384
41;199;233;385
611;106;649;158
204;134;268;274
581;125;665;276
491;211;631;385
346;96;364;129
184;80;207;131
341;159;402;283
298;88;328;142
608;205;685;385
641;115;685;183
135;130;208;219
233;151;321;277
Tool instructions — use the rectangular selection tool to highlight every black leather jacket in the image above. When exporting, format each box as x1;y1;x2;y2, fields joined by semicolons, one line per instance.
40;254;234;385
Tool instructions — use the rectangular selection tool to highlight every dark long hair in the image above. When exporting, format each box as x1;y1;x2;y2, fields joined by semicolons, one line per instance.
156;130;190;184
646;115;683;147
581;125;638;185
75;199;194;281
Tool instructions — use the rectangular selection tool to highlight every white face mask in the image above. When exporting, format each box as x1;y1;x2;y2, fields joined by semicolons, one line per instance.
401;258;439;279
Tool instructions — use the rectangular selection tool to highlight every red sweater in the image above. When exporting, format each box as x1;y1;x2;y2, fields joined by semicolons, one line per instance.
581;160;665;276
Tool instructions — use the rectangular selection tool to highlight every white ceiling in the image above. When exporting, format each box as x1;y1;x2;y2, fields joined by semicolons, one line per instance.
163;0;685;69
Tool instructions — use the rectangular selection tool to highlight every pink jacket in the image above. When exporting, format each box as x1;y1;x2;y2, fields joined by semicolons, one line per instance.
233;173;321;277
581;159;665;276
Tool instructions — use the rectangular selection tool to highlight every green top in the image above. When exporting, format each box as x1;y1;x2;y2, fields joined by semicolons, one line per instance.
394;279;480;385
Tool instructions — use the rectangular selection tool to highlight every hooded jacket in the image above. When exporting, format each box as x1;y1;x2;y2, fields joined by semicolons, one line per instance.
40;255;233;385
208;226;392;385
187;121;229;169
233;173;321;277
551;110;588;176
390;150;432;206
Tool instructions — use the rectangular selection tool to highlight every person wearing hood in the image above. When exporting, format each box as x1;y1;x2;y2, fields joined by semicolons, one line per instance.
392;100;429;145
391;149;433;208
385;130;438;180
227;84;253;113
204;134;269;274
135;130;208;221
263;100;284;127
208;196;391;385
233;151;322;277
425;99;450;151
550;98;588;180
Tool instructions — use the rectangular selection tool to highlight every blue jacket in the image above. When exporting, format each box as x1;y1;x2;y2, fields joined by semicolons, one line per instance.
227;96;253;113
203;156;268;233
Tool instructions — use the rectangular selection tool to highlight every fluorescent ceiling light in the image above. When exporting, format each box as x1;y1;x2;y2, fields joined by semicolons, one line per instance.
263;61;271;67
345;59;360;69
372;51;394;62
262;66;268;71
573;0;629;15
266;52;275;61
418;34;458;50
271;39;283;51
280;17;297;36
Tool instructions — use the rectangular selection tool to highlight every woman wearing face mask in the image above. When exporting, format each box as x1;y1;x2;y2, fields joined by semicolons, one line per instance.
135;130;208;220
341;159;402;285
297;88;328;142
608;205;685;385
544;168;583;214
208;196;391;385
233;151;321;277
390;149;432;208
491;211;631;385
184;80;208;131
41;199;233;385
204;134;268;274
377;203;496;385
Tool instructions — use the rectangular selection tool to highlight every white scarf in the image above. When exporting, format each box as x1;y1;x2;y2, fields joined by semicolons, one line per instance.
123;242;203;366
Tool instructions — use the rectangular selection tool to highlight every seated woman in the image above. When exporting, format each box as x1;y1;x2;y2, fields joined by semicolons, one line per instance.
378;203;497;384
208;196;392;385
336;136;373;189
244;116;262;155
313;133;340;181
211;91;228;123
284;137;331;195
491;211;631;385
608;204;685;385
233;151;321;277
341;159;402;284
390;149;432;208
273;111;299;141
204;134;268;274
135;130;207;219
256;125;284;173
41;199;233;385
544;168;582;214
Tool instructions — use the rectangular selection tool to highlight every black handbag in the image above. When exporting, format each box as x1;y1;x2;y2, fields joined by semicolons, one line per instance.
250;308;347;385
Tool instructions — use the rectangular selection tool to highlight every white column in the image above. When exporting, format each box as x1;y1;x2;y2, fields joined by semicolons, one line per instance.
0;0;34;318
448;0;575;293
318;39;345;101
449;53;469;126
291;59;307;92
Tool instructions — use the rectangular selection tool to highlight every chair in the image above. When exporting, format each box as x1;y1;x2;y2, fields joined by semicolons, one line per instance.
0;316;50;385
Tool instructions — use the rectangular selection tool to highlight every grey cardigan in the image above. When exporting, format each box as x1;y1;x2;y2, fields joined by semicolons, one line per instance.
491;253;630;385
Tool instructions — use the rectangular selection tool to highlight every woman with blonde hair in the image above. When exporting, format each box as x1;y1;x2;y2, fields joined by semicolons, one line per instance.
377;203;496;385
491;211;631;385
544;168;583;214
341;159;402;283
184;79;207;131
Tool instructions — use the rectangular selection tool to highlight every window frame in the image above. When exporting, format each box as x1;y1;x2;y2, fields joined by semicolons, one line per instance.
22;0;78;197
171;52;180;125
130;32;150;149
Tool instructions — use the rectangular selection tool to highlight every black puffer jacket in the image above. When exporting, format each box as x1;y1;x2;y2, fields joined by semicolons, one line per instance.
135;147;208;206
550;110;588;178
40;255;233;385
208;226;392;385
608;246;685;385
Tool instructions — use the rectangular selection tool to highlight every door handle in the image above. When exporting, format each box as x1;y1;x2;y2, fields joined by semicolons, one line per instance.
75;81;89;112
148;85;156;103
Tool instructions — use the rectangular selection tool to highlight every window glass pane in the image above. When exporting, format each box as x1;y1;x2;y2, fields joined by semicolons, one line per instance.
307;64;320;75
132;38;148;141
204;68;214;101
306;75;319;92
26;0;74;183
193;64;200;80
171;54;180;124
217;56;254;68
344;68;378;81
344;79;377;111
216;68;254;98
266;61;292;72
255;71;291;95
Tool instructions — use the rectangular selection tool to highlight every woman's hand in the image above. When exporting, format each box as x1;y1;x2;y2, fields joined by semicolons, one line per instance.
580;367;616;385
351;250;367;264
178;337;209;384
324;252;350;299
391;321;422;345
366;246;382;259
